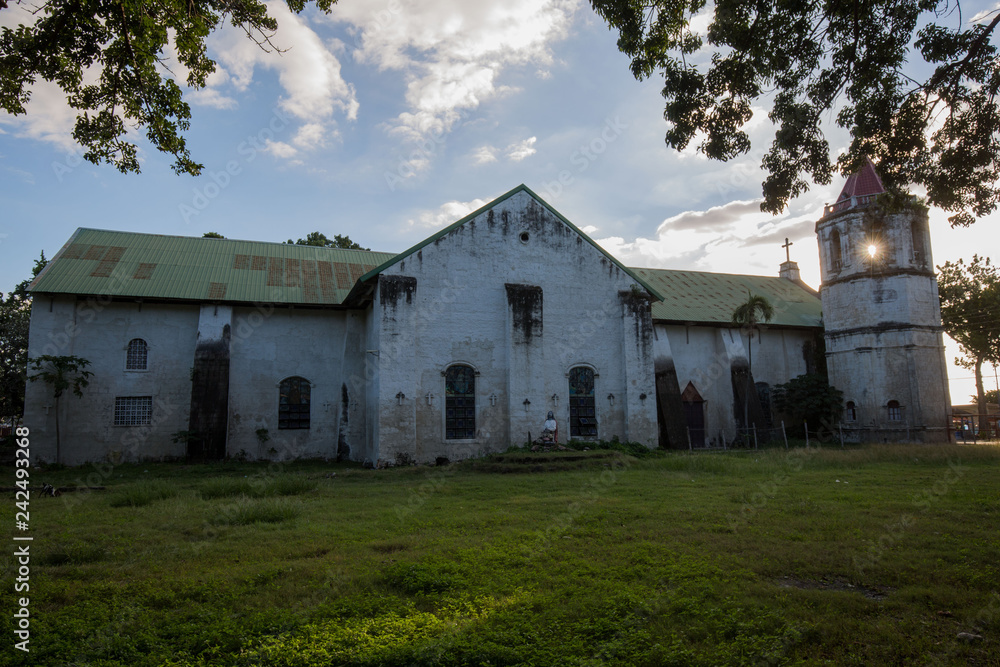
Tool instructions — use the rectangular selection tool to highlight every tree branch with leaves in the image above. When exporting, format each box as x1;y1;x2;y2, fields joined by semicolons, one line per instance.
591;0;1000;226
27;355;93;464
0;0;339;176
937;254;1000;435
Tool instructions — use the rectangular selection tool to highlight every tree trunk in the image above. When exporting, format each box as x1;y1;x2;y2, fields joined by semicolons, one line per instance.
975;355;990;438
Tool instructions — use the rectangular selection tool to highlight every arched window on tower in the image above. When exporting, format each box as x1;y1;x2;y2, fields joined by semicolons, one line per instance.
125;338;148;370
279;377;311;429
911;219;927;267
829;229;843;271
845;401;857;422
887;400;902;422
445;365;475;440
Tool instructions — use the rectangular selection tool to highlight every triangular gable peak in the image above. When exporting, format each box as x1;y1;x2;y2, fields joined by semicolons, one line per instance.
346;184;663;304
681;382;704;402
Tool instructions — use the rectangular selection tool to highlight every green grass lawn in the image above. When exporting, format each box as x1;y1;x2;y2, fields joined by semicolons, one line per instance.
2;443;999;666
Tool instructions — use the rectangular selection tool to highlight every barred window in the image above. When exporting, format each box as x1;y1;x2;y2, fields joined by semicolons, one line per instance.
445;365;475;440
569;366;597;438
125;338;148;370
279;377;311;430
845;401;857;422
114;396;152;426
887;400;902;421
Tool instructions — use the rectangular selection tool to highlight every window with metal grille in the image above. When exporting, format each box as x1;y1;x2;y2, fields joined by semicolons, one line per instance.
279;377;311;429
569;366;597;438
845;401;857;422
125;338;148;370
887;400;902;421
114;396;152;426
445;365;475;439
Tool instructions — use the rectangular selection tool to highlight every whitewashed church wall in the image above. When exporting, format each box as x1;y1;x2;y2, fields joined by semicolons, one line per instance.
373;190;657;463
226;307;361;461
653;323;817;446
24;298;198;464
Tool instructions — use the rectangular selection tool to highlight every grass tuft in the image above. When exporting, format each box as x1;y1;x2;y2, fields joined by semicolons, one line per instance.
110;480;179;507
199;474;317;499
219;497;301;525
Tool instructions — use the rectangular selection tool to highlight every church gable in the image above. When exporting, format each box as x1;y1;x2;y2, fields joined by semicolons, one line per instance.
348;184;662;304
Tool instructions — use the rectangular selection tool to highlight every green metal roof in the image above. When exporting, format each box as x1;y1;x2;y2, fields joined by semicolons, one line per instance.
30;228;395;306
631;267;822;328
31;221;822;327
354;184;665;303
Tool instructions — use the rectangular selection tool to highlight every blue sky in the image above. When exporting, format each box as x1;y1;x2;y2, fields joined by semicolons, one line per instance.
1;0;997;402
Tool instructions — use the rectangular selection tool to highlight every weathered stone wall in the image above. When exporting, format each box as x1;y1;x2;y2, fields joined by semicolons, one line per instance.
652;323;816;446
372;190;658;462
226;307;366;461
818;203;952;441
24;298;198;464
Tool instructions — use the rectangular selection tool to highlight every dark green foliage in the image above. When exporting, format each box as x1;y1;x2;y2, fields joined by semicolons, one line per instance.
0;1;338;176
0;252;46;426
590;0;1000;226
284;231;369;250
937;255;1000;433
773;373;844;436
202;231;226;238
27;353;93;462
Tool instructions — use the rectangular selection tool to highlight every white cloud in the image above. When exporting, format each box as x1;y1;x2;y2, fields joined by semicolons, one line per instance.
473;146;498;165
196;1;358;160
263;140;298;159
580;224;599;235
408;198;489;229
593;197;827;284
0;80;79;150
331;0;579;141
506;136;537;162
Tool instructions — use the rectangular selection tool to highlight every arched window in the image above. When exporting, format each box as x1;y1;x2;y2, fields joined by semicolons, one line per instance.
887;400;902;422
279;377;311;429
829;229;843;271
569;366;597;438
445;365;475;439
911;220;927;266
125;338;148;370
845;401;857;422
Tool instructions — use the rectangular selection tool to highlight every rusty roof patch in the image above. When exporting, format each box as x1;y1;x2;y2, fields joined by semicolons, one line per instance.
133;263;156;280
63;243;88;260
301;259;319;303
285;257;301;288
348;263;365;283
90;246;126;278
317;261;336;300
333;262;350;290
267;257;284;287
81;245;107;261
250;255;267;270
233;254;250;270
207;282;227;299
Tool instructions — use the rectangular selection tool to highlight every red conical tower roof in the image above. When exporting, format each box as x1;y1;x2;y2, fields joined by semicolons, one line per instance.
837;156;885;201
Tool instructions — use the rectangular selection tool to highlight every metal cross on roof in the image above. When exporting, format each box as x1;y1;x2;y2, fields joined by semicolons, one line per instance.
782;237;793;262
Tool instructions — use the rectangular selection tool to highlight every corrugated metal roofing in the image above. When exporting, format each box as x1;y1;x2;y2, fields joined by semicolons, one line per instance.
631;267;822;328
30;228;395;306
31;228;822;327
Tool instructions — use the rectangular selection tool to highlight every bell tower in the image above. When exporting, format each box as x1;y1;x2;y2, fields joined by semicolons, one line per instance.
816;158;952;442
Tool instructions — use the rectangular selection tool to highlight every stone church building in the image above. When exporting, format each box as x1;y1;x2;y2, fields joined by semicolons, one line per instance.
24;168;953;465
